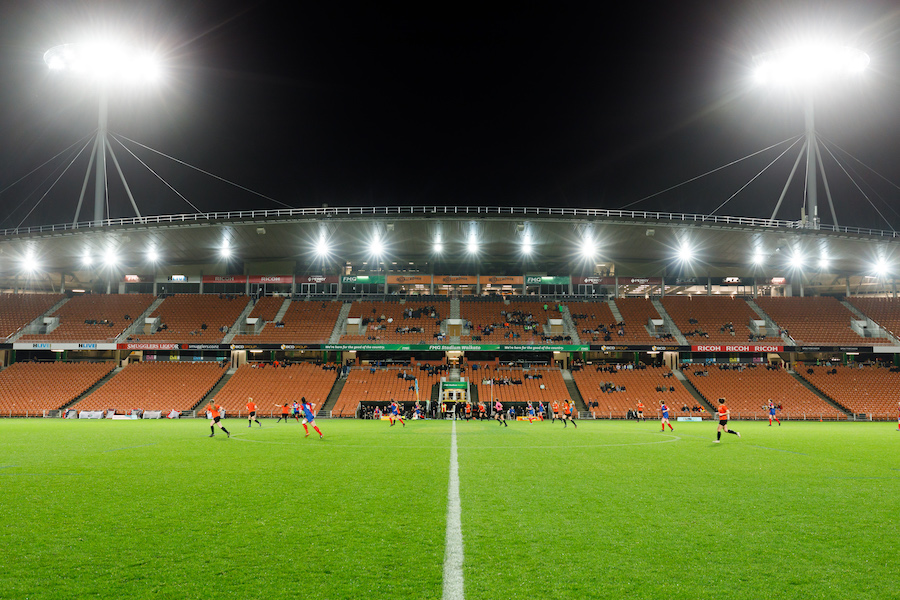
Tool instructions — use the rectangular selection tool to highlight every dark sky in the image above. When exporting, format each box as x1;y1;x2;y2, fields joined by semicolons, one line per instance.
1;1;900;229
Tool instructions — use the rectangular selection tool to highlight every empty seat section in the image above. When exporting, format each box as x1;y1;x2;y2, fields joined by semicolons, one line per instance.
213;362;339;416
573;366;694;418
19;294;154;342
684;365;838;419
754;297;891;345
233;299;343;343
611;298;663;344
0;361;115;416
568;302;619;343
149;295;250;343
341;300;447;343
460;299;558;344
799;365;899;419
333;367;444;417
847;297;900;340
0;294;64;340
660;296;784;345
246;296;284;322
73;361;226;413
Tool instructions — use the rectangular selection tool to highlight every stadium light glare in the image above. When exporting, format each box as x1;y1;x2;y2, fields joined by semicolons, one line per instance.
522;235;533;256
818;255;830;270
677;244;694;263
789;252;805;270
753;43;869;88
43;42;162;85
315;236;330;258
467;234;478;255
752;252;765;266
581;238;597;259
147;248;159;263
82;253;93;267
22;251;39;274
220;243;232;259
433;241;443;254
873;258;890;277
103;249;118;268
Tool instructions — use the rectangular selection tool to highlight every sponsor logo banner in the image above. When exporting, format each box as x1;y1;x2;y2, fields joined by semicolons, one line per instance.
201;275;248;283
387;275;432;284
437;276;478;285
573;277;616;285
480;276;524;285
624;277;661;285
525;276;570;285
249;275;292;284
298;275;337;284
180;344;222;350
14;342;117;351
118;343;180;350
691;345;784;353
341;275;386;284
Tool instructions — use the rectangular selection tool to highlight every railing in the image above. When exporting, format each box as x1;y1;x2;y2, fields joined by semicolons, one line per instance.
0;206;897;239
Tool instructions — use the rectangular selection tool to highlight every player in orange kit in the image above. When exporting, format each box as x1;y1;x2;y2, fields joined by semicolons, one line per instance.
246;397;261;428
714;398;740;443
205;401;230;438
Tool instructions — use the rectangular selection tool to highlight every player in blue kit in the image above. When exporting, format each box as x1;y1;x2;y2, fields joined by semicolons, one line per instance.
767;399;781;426
526;401;536;423
414;403;423;420
389;399;405;427
300;397;323;439
537;401;546;422
660;400;673;431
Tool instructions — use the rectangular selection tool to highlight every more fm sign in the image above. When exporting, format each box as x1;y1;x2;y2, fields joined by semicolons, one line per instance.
692;345;784;353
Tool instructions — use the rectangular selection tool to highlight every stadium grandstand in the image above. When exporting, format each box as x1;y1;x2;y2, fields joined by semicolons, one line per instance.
0;206;899;421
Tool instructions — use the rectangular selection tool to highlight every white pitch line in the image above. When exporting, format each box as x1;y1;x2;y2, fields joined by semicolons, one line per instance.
442;419;464;600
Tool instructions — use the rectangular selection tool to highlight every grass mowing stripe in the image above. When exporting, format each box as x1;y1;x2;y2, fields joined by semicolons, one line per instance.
442;419;465;600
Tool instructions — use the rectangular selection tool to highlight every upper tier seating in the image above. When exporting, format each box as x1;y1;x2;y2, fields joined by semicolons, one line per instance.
461;299;562;344
798;365;899;419
148;295;250;343
0;361;115;416
613;298;665;344
19;294;155;342
341;300;447;344
573;365;695;418
846;297;900;341
568;301;619;343
73;361;226;412
232;299;343;343
0;294;64;340
683;364;840;419
246;296;284;322
212;362;339;416
332;366;445;417
754;297;891;345
660;296;784;345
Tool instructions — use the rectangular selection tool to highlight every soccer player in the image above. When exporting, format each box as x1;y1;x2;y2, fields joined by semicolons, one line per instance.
767;399;781;426
414;403;424;420
526;401;536;423
389;399;405;427
464;402;472;421
562;400;577;428
205;401;230;438
373;406;382;420
551;400;560;422
537;401;546;421
660;400;673;432
301;397;323;439
246;397;261;427
275;403;290;423
291;400;302;423
714;398;740;443
478;401;486;420
636;401;645;422
495;399;508;427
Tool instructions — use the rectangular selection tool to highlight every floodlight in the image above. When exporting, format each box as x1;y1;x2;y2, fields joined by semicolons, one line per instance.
103;249;118;267
818;255;830;270
433;241;443;254
677;244;694;263
753;43;869;88
220;243;232;259
466;236;478;255
752;252;764;266
789;252;805;270
315;236;330;258
22;251;39;274
873;258;890;277
581;238;597;259
82;253;93;267
147;248;159;263
521;235;533;256
370;236;384;257
43;43;161;85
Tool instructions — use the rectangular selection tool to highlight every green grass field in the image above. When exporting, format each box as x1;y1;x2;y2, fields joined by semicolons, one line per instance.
0;417;897;599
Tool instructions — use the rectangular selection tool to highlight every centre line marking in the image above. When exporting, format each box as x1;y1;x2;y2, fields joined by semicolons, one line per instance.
442;419;464;600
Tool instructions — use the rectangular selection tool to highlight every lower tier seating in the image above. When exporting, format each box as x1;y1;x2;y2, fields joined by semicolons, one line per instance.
0;361;115;416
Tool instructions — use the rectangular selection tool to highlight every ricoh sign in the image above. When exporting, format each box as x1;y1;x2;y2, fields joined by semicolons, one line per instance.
693;345;783;353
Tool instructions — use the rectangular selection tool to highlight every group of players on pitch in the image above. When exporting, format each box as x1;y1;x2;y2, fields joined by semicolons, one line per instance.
635;397;782;441
205;397;324;439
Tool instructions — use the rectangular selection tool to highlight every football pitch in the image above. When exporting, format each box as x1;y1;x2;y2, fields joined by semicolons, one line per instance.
0;417;896;599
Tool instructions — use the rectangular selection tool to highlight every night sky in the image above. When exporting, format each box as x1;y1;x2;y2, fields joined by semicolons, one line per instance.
1;1;900;229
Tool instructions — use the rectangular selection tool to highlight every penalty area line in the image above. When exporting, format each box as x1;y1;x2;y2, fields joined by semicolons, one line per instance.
442;419;464;600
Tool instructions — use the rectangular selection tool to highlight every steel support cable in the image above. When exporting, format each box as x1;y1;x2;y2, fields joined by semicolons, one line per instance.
618;134;803;210
817;139;895;231
15;137;95;228
817;135;900;220
707;136;803;217
109;134;203;214
0;133;94;198
110;132;296;210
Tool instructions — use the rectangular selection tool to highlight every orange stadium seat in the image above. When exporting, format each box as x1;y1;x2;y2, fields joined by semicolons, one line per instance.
0;294;64;340
660;295;784;345
799;364;899;420
342;299;448;344
460;298;565;345
233;299;344;344
19;293;154;342
683;365;840;420
847;297;900;340
333;366;444;417
754;297;891;346
146;295;250;343
73;361;227;413
213;362;339;417
0;361;115;416
573;365;694;418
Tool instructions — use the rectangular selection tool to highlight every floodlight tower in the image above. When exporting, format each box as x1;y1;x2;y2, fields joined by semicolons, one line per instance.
43;42;160;226
753;44;869;229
